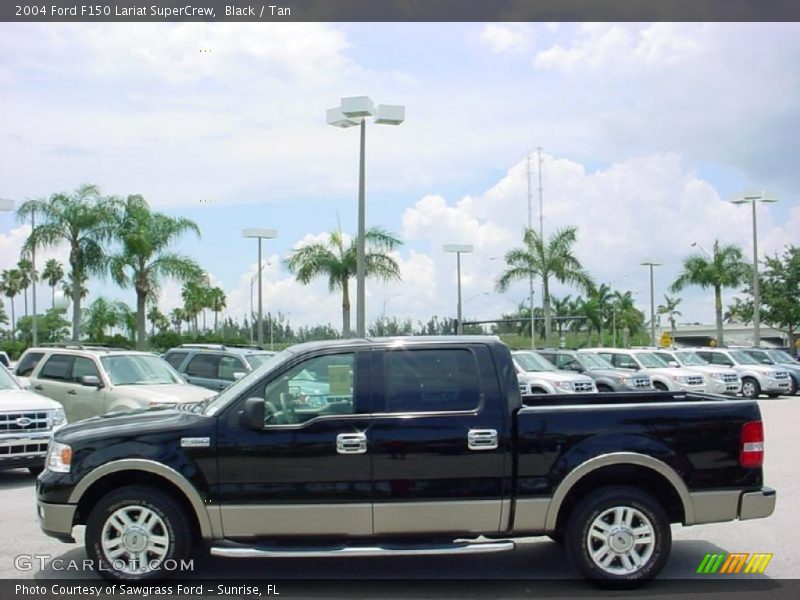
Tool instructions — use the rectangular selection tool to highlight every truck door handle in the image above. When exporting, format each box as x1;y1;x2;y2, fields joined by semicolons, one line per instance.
337;433;367;455
468;429;498;451
67;390;77;395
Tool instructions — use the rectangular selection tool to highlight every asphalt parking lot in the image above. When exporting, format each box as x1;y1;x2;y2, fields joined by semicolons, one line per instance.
0;395;796;588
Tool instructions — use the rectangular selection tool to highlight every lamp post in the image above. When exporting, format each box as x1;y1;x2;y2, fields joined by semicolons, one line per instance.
444;244;474;335
242;228;277;347
640;261;662;347
327;96;405;337
730;191;778;347
249;261;269;345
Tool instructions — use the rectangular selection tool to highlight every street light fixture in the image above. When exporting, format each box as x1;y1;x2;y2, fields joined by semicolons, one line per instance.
640;261;662;347
690;241;713;258
327;96;405;337
730;191;778;346
242;228;277;347
444;244;474;335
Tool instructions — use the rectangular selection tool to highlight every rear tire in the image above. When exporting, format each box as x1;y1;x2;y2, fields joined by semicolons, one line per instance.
741;377;761;399
85;485;192;581
565;486;671;588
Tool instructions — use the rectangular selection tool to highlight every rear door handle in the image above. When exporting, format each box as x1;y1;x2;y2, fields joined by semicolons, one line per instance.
67;390;77;395
468;429;498;451
337;433;367;454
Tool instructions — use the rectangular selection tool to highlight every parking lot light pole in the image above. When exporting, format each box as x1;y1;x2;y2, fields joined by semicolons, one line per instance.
327;97;405;337
730;191;778;347
640;261;662;347
243;229;277;347
444;244;474;335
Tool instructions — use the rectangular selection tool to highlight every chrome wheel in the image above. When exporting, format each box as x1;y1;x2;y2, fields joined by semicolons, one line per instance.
742;380;758;398
586;506;655;576
101;505;170;575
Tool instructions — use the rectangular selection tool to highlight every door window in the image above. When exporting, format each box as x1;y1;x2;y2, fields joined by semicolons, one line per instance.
185;354;221;379
218;355;247;381
39;354;74;382
383;349;480;413
72;357;101;383
614;354;639;370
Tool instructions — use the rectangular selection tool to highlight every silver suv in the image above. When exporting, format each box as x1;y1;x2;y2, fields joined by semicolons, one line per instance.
653;349;741;396
14;345;214;423
512;351;597;394
693;348;791;399
581;348;707;393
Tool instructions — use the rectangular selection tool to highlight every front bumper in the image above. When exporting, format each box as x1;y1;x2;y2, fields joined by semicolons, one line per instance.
707;379;742;395
762;380;791;394
37;500;77;543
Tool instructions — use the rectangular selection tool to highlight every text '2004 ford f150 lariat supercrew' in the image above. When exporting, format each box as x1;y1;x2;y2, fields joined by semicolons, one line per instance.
36;336;776;586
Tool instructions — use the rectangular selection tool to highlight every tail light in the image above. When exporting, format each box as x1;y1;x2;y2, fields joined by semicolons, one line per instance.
740;420;764;468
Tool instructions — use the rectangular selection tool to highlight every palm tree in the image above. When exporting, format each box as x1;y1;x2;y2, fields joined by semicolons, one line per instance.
0;270;22;339
147;306;166;338
82;297;121;340
18;184;119;340
170;308;187;334
496;226;595;346
17;258;35;318
42;259;64;309
670;240;750;346
182;278;208;335
207;287;227;333
285;227;403;337
657;294;682;335
109;195;202;350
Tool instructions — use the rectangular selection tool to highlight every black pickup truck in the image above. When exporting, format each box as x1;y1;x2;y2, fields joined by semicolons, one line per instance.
37;336;776;586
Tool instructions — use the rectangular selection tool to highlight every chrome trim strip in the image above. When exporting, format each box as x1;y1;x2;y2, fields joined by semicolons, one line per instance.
544;452;694;530
221;504;372;537
520;400;750;413
210;541;515;559
68;459;214;539
373;500;503;534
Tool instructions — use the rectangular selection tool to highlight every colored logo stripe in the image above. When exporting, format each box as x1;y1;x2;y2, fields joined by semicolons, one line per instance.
696;553;772;574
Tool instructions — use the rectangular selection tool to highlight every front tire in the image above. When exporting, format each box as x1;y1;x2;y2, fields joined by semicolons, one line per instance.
653;381;668;391
85;486;192;581
565;486;671;588
741;377;761;399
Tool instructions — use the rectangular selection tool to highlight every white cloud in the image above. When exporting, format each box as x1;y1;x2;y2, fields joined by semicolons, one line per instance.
478;24;534;54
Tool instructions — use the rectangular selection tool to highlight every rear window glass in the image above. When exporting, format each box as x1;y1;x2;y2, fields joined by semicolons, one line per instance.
16;352;44;377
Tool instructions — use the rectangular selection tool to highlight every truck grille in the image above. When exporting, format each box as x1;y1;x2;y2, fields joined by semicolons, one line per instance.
0;411;51;432
774;372;789;380
0;442;49;456
723;374;739;384
632;377;651;389
573;381;594;392
686;376;704;386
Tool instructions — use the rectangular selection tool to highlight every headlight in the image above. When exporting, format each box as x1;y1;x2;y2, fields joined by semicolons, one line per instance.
46;441;72;474
51;408;67;428
711;372;727;381
620;377;634;385
556;381;573;391
675;376;694;384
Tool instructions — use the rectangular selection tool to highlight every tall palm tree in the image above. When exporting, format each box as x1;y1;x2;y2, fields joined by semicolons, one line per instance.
17;258;35;318
147;306;166;338
496;226;595;346
207;287;227;333
18;184;119;340
109;195;202;350
0;270;23;339
82;296;121;341
170;307;186;334
285;227;403;337
657;294;682;335
42;259;64;309
182;278;208;335
670;240;750;346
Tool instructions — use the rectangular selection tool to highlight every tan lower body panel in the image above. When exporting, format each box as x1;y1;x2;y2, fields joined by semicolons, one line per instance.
510;497;551;533
220;504;372;537
373;500;503;535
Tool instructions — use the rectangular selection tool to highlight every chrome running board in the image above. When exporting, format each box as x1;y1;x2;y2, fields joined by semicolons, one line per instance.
210;540;515;558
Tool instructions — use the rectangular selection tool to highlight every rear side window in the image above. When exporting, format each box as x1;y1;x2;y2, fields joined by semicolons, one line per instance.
39;354;74;381
164;352;189;370
16;352;44;377
613;354;639;370
185;354;221;378
383;349;479;413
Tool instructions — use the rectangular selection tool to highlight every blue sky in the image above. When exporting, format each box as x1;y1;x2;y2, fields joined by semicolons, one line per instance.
1;22;798;331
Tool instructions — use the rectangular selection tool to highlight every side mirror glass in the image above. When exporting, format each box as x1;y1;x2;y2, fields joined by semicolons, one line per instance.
240;397;265;430
81;375;103;388
233;371;247;381
668;360;679;368
761;359;773;365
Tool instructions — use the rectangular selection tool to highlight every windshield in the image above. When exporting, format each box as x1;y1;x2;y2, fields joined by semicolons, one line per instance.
204;348;295;416
675;351;708;366
635;352;669;368
245;353;278;369
100;355;183;386
0;367;20;391
578;353;614;370
514;352;557;372
730;350;760;365
769;350;796;364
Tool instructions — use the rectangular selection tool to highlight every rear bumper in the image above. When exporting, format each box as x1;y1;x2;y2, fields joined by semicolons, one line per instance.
739;486;777;520
37;501;77;543
688;486;776;525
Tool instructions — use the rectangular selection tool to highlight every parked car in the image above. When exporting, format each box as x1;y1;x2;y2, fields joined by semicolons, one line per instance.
692;347;791;399
581;348;707;392
1;364;67;475
536;349;653;393
14;345;215;423
511;350;597;394
738;347;799;396
164;344;279;391
651;349;741;396
38;336;775;586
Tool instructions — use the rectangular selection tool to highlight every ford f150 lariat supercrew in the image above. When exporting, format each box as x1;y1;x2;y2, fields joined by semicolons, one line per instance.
36;336;775;586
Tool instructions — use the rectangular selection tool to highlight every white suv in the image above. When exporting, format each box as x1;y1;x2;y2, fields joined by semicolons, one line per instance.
581;348;707;392
692;348;791;399
14;345;215;423
652;349;741;396
512;351;597;395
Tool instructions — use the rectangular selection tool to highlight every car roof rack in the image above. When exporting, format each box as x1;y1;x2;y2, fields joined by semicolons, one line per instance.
179;343;266;351
38;343;129;351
